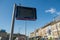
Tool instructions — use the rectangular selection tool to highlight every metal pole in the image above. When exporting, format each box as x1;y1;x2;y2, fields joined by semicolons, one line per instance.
25;21;27;40
9;4;16;40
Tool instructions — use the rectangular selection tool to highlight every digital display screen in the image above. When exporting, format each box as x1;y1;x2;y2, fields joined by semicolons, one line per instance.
16;6;37;20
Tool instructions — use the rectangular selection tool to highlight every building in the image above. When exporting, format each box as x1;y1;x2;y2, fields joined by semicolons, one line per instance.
7;33;27;40
0;29;27;40
30;32;35;38
0;29;7;40
14;33;27;40
30;17;60;40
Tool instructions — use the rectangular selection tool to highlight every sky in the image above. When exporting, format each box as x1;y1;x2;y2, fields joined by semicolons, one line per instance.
0;0;60;36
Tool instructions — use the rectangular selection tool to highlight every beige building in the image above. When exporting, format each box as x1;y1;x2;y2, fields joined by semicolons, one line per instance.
30;32;36;38
30;20;60;39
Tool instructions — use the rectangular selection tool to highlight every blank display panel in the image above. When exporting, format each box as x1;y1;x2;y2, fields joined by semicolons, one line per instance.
16;6;37;21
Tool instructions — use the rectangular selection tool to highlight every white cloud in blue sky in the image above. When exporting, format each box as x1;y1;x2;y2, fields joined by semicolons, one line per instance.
45;8;56;14
45;8;60;15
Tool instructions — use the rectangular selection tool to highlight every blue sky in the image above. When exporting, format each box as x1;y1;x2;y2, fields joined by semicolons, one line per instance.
0;0;60;36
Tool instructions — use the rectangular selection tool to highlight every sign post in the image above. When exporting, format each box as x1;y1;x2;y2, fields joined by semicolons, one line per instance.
9;3;37;40
9;4;16;40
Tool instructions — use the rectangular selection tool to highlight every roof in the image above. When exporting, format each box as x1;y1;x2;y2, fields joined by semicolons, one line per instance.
42;20;60;29
30;16;60;35
35;19;60;31
41;15;60;29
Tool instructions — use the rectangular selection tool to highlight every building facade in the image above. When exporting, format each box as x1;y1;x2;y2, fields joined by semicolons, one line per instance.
30;20;60;40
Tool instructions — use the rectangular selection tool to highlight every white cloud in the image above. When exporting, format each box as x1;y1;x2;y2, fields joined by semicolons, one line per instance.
45;8;60;16
45;8;56;14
